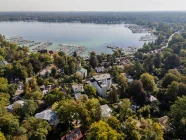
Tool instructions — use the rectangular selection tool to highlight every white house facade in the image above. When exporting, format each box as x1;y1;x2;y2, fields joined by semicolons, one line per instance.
90;74;112;97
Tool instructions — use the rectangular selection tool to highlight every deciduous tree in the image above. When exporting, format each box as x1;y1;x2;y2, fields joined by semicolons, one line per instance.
89;52;98;69
87;120;123;140
84;84;97;97
140;73;157;93
120;99;133;121
169;96;186;139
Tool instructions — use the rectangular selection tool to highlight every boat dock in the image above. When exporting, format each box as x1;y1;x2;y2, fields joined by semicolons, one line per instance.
125;24;152;33
139;34;157;42
107;45;138;55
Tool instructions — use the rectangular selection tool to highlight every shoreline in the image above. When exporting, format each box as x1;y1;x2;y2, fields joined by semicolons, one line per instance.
6;36;87;56
3;22;152;56
6;36;140;56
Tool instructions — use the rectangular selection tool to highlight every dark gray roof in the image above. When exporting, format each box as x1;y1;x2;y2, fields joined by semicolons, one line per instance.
35;109;57;124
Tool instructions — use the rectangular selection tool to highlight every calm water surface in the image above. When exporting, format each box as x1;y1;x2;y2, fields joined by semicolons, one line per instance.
0;22;148;55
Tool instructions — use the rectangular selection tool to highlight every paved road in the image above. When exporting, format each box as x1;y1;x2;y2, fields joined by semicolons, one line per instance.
146;32;178;55
164;32;178;48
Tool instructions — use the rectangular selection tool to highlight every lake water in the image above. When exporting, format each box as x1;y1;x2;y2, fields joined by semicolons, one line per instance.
0;22;148;55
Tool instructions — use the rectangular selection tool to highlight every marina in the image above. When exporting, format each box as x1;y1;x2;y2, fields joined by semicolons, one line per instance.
6;36;86;55
107;45;138;54
6;37;35;45
124;24;157;42
125;24;152;33
139;34;157;42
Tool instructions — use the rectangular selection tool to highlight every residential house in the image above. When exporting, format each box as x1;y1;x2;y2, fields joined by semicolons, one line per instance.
90;74;112;97
72;84;84;94
39;68;52;77
126;74;133;83
158;116;171;132
131;105;140;113
46;85;52;91
35;109;59;126
149;95;158;102
128;78;133;83
76;67;87;79
9;77;20;84
40;85;45;91
15;82;24;96
7;100;24;111
25;77;33;83
95;66;105;73
17;82;24;90
74;93;83;100
100;104;112;118
61;128;83;140
74;93;87;101
159;116;169;128
40;85;49;95
120;57;130;65
40;84;56;95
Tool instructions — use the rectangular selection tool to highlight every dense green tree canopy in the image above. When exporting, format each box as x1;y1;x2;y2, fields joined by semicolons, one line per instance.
89;51;98;69
140;73;157;93
21;117;51;140
120;99;133;121
109;85;119;103
117;73;128;97
162;70;181;88
169;96;186;139
84;84;97;97
87;120;123;140
0;108;20;139
44;89;66;106
164;54;181;69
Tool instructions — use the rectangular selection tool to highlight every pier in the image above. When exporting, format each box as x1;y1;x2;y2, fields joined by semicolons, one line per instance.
6;36;86;55
139;34;157;42
107;45;138;55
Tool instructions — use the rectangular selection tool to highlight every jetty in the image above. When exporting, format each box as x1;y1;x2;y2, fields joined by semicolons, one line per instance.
107;45;138;55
